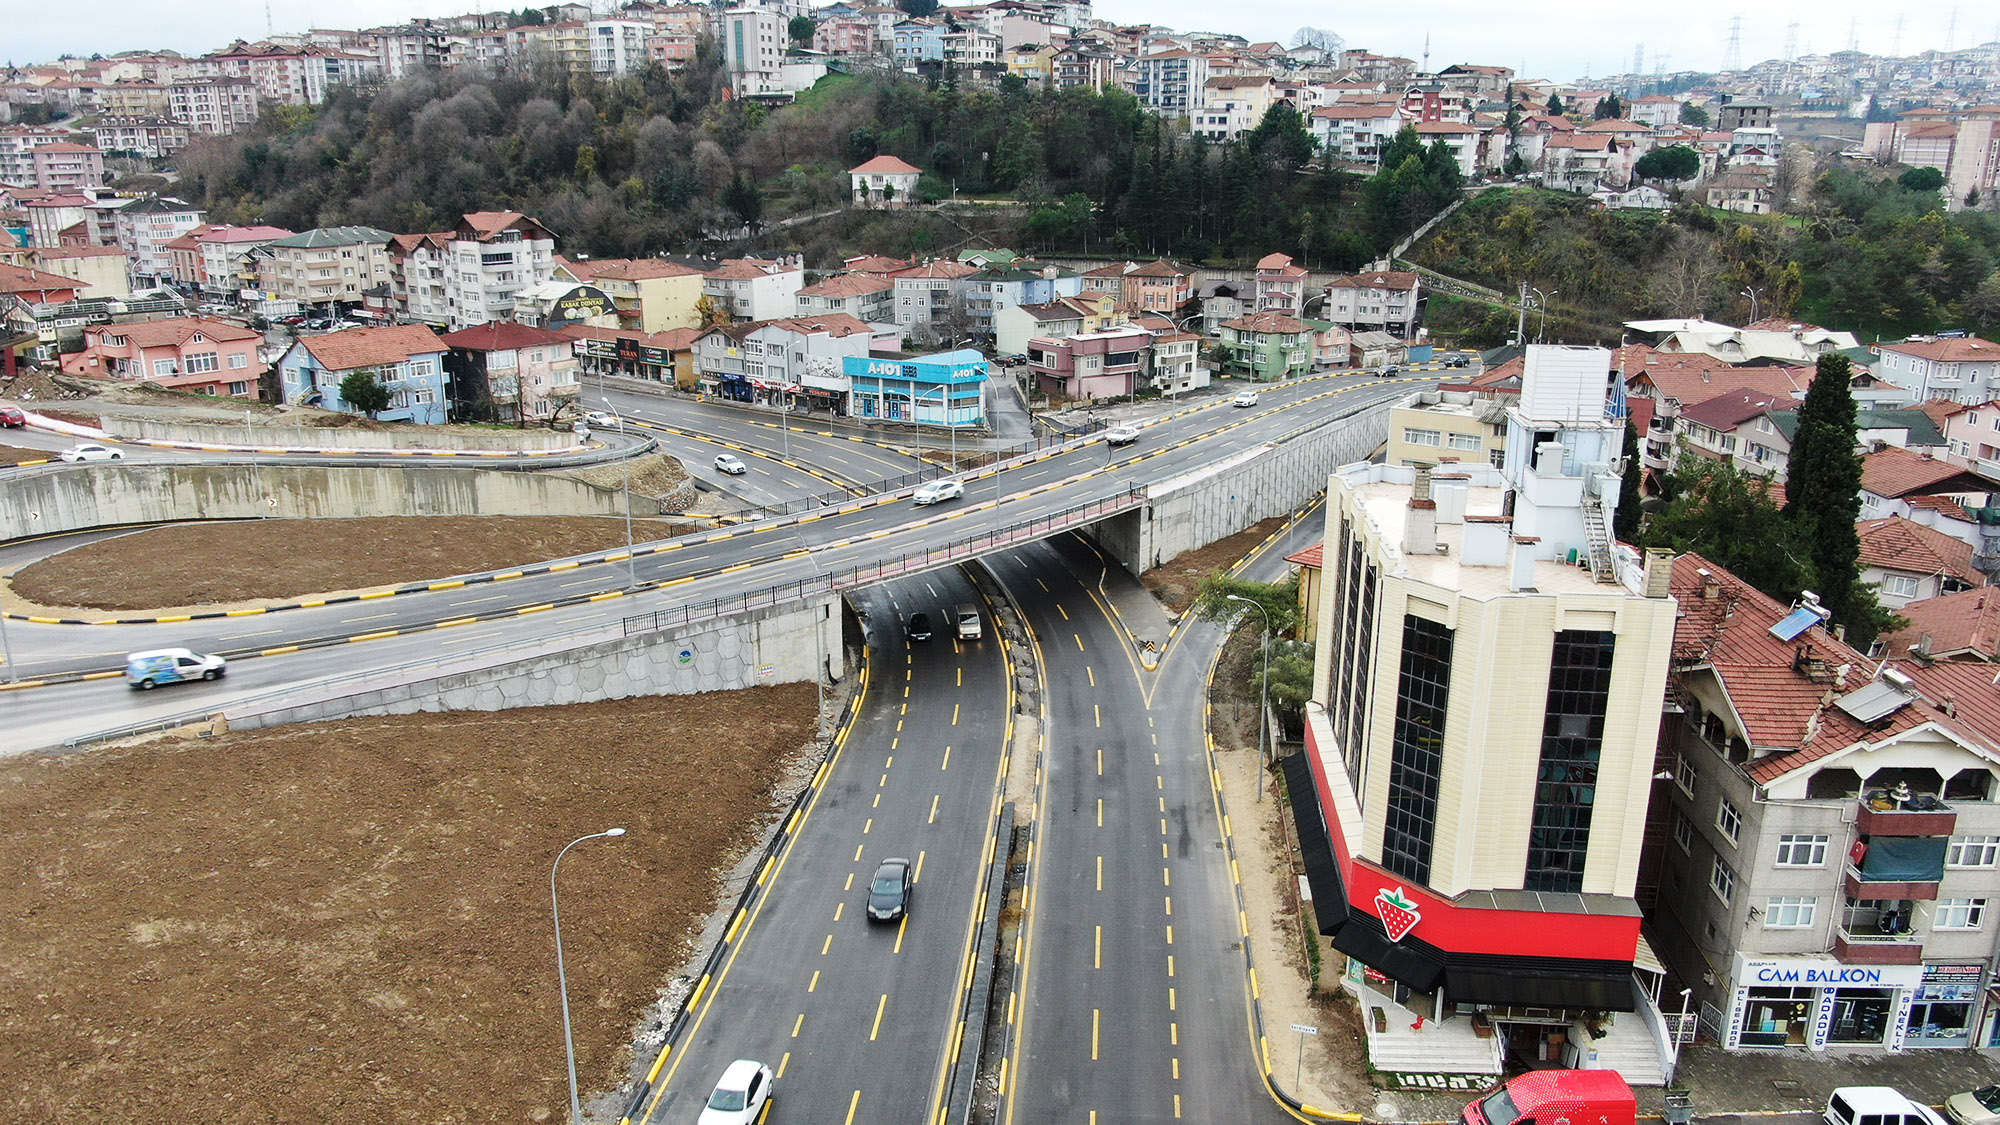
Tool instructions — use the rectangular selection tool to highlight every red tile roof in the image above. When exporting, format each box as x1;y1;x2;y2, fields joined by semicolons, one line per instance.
1915;398;1972;428
849;154;921;175
1127;259;1194;279
1881;587;2000;661
1327;270;1418;291
1860;446;1989;499
0;262;82;297
798;274;893;298
841;255;911;274
1678;387;1791;429
297;324;446;371
1880;336;2000;363
438;322;572;352
1222;312;1309;334
1909;494;1973;521
893;260;979;280
103;316;260;347
1286;543;1324;567
1633;362;1810;407
1857;516;1981;584
581;257;704;281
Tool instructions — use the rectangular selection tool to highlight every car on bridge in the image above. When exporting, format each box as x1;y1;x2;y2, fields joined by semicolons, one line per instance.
867;857;914;922
1104;424;1141;446
698;1059;773;1125
912;479;964;505
60;443;123;462
713;453;748;475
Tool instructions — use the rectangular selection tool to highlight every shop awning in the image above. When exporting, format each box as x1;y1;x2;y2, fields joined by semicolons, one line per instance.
1279;753;1346;936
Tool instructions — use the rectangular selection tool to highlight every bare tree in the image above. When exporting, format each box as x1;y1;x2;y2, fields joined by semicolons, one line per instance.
1648;228;1723;318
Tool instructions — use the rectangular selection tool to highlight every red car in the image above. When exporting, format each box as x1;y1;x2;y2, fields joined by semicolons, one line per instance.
0;403;25;427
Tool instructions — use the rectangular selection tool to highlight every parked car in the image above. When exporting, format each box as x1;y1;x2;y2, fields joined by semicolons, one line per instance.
1947;1086;2000;1125
0;402;25;427
59;443;123;462
1826;1088;1946;1125
1104;424;1141;446
697;1059;773;1125
867;857;914;921
908;611;932;641
713;453;747;475
125;648;227;690
1232;390;1259;408
912;479;964;505
1443;353;1470;368
583;410;621;430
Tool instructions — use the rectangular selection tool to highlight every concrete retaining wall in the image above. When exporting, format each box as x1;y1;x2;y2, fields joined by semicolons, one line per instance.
0;463;635;542
1089;399;1390;573
102;419;578;451
224;595;842;730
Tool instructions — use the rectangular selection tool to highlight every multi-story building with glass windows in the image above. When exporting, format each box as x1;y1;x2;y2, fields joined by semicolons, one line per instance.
1292;345;1681;1085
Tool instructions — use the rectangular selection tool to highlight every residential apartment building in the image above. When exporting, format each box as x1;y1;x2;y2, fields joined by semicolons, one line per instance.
26;144;104;192
1311;103;1406;166
1120;50;1209;118
0;127;71;187
1192;75;1279;141
386;232;452;325
88;117;190;159
28;246;129;299
1874;337;2000;405
1294;345;1677;1083
1385;388;1509;469
892;259;980;338
112;197;207;288
62;316;264;397
253;226;395;311
1323;270;1422;338
195;224;293;298
1655;554;2000;1055
992;294;1116;359
795;273;894;324
168;76;260;135
849;154;922;208
1026;323;1151;400
440;321;580;422
1217;312;1314;380
368;24;469;79
704;256;805;322
444;211;556;330
1254;251;1310;317
692;312;881;406
1053;47;1117;92
277;323;451;423
1132;313;1205;396
724;8;789;96
963;263;1082;338
562;257;706;334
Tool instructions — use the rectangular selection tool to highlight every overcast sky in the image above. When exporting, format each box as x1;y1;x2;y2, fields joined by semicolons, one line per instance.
15;1;1996;85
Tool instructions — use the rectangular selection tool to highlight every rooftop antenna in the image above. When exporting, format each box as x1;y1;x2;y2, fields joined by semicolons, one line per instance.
1721;14;1743;73
1785;22;1798;63
266;0;274;38
1946;7;1958;53
1892;15;1903;57
1633;42;1644;77
1846;18;1857;53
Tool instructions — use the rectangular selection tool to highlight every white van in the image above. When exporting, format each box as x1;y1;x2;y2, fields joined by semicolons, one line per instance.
1826;1088;1947;1125
125;648;227;690
954;603;982;641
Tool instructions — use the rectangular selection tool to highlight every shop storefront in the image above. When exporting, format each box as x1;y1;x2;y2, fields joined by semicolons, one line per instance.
1724;956;1926;1051
842;349;988;429
1909;964;1984;1048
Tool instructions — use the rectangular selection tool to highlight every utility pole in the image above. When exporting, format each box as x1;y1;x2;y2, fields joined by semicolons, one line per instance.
1721;14;1743;73
1515;281;1529;347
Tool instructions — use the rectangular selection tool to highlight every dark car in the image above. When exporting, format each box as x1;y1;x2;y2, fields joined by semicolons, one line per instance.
908;611;932;641
867;857;913;922
1443;354;1469;368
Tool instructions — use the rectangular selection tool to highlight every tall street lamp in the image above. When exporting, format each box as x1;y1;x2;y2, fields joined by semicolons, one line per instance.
1225;594;1273;802
603;397;637;588
1742;287;1761;323
551;827;627;1125
1530;287;1558;345
1668;986;1694;1084
919;382;957;468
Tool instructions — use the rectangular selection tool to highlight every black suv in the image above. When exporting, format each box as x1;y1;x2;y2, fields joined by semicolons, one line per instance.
908;612;932;641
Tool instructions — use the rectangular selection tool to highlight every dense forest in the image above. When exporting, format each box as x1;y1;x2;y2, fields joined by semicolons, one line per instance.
174;58;1462;268
1418;169;2000;344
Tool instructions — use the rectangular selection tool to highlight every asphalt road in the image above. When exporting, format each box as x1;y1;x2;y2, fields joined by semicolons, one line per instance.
988;535;1289;1124
2;369;1437;749
630;571;1014;1125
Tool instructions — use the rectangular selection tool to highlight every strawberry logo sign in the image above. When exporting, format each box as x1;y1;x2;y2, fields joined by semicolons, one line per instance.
1374;885;1422;942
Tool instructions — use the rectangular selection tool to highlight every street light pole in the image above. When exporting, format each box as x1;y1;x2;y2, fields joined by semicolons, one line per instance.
1530;287;1558;344
1668;985;1693;1085
1742;287;1761;323
0;607;16;683
603;397;636;588
1226;594;1273;802
798;534;828;736
551;827;627;1125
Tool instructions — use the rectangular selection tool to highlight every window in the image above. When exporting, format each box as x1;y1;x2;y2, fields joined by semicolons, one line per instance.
1710;859;1735;905
1883;575;1920;599
1525;630;1616;893
1675;753;1697;796
1447;432;1483;452
1765;896;1817;928
1673;809;1694;854
152;358;176;376
183;352;218;374
227;381;248;396
1949;836;2000;868
1382;615;1453;884
1776;834;1829;867
1489;449;1506;469
1403;428;1442;447
1716;797;1742;845
228;353;248;369
1936;898;1988;930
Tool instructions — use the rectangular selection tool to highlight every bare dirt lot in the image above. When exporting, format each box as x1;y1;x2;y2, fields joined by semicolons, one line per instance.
1139;515;1290;613
0;688;818;1124
9;516;690;612
0;443;46;464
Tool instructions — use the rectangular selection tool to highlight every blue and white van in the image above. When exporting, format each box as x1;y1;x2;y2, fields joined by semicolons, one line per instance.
125;648;227;690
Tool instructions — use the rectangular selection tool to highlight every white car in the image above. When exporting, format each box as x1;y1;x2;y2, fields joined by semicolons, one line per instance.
697;1059;773;1125
59;443;123;463
1232;390;1259;407
1104;424;1141;446
713;453;748;475
583;410;621;429
913;479;965;505
1946;1086;2000;1125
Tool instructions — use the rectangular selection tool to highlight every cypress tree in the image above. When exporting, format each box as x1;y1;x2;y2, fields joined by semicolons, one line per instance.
1614;418;1643;543
1783;353;1874;644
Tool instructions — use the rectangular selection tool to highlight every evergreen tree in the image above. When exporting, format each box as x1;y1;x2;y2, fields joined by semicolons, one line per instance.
1614;419;1643;542
1643;455;1811;598
1546;93;1565;115
1783;353;1877;644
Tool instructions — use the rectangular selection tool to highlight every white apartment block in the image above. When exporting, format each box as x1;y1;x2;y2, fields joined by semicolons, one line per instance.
704;257;806;322
724;8;786;95
113;197;207;287
168;77;260;135
443;212;556;330
1120;50;1209;117
253;226;395;309
0;126;71;185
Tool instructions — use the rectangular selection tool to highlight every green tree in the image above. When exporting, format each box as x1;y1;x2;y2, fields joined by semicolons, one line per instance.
1546;93;1565;115
1643;454;1811;599
1192;572;1302;636
895;0;939;15
1633;145;1700;182
1614;419;1643;543
339;370;391;418
1679;101;1709;126
1592;94;1624;120
787;15;815;47
1783;353;1882;645
720;171;763;229
1263;638;1317;735
1898;166;1945;193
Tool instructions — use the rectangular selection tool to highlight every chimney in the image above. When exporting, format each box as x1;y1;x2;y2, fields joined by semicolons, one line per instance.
1698;567;1720;599
1508;535;1540;591
1644;547;1675;597
1404;464;1438;556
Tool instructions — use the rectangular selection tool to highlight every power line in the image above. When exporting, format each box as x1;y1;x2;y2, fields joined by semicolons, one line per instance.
1721;14;1743;73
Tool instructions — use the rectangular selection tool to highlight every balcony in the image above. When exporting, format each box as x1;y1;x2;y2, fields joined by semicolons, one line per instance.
1833;929;1925;965
1843;866;1940;901
1857;793;1956;837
